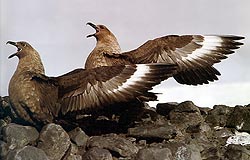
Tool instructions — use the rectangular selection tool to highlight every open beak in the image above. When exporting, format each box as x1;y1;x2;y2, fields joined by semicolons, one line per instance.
86;22;98;38
7;41;19;59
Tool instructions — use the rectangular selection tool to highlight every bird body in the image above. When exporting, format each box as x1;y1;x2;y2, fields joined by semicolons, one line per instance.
7;41;177;126
8;41;57;125
85;22;244;85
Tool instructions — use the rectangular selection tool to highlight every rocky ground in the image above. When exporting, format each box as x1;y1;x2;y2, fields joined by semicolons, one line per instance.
1;96;250;160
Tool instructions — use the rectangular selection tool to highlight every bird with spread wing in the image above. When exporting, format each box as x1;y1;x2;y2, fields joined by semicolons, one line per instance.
85;22;244;85
7;41;177;126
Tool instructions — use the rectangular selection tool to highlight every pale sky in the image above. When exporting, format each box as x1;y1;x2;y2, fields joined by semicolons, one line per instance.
1;0;250;107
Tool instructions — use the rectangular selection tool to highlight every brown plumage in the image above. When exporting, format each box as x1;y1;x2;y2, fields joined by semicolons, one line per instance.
85;22;244;85
7;41;177;126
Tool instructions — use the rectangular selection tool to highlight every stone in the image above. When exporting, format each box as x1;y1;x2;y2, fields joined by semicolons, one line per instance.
156;102;178;116
226;106;250;132
0;96;17;122
6;146;48;160
201;147;221;160
0;140;8;159
205;105;233;127
3;123;39;149
37;123;71;160
68;127;89;147
128;122;176;140
169;101;203;127
163;142;202;160
136;147;173;160
82;147;112;160
224;144;250;160
87;134;138;157
65;143;82;160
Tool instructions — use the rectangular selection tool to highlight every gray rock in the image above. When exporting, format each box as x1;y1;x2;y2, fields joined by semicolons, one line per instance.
68;127;89;147
226;106;250;132
87;134;138;157
201;147;221;160
164;142;202;160
206;105;233;127
136;147;173;160
0;140;8;158
0;96;17;121
128;122;176;140
65;143;82;160
224;144;250;160
3;123;39;149
156;102;178;116
169;101;203;127
82;147;112;160
6;146;48;160
37;123;71;160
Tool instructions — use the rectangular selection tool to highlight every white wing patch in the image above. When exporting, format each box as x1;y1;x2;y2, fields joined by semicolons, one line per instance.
109;64;150;93
184;36;223;61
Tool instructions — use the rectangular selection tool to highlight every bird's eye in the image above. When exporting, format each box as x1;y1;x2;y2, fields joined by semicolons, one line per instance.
100;25;105;29
21;42;27;47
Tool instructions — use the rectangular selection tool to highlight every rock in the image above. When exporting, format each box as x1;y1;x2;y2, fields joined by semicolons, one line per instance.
169;101;203;127
156;102;178;116
198;107;211;118
128;121;176;140
87;134;138;157
119;104;160;127
226;106;250;132
136;147;173;160
224;144;250;160
65;143;82;160
6;146;48;160
66;154;82;160
68;127;89;147
163;142;202;160
82;147;112;160
37;123;71;160
0;140;8;158
0;96;17;122
201;147;221;160
205;105;233;127
2;123;39;149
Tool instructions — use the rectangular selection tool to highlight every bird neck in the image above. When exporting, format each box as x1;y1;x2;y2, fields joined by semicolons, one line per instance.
96;34;121;54
15;52;45;75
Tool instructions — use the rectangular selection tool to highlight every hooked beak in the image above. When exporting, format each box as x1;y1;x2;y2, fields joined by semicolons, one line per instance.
7;41;19;59
86;22;98;38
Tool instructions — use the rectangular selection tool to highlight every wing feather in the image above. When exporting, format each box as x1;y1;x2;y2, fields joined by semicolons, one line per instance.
120;35;244;85
56;64;177;115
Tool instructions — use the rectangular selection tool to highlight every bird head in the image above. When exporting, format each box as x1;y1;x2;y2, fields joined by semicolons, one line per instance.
7;41;34;59
86;22;113;40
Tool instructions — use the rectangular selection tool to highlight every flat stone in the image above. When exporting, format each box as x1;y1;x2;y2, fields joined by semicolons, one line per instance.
169;101;203;127
68;127;89;147
6;146;48;160
37;123;71;160
128;122;176;140
3;123;39;149
136;147;173;160
87;134;138;157
82;147;112;160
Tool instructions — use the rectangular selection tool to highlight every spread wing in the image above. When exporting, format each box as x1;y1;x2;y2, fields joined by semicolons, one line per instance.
117;35;244;85
55;64;177;115
31;73;60;118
